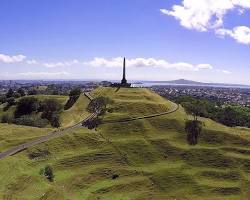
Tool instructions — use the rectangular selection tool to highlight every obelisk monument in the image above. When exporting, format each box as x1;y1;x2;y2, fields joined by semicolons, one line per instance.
121;57;127;85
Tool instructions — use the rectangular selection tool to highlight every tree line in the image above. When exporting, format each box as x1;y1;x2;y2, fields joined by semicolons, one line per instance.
175;96;250;128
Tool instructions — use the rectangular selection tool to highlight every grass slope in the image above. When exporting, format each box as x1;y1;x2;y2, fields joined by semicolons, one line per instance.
0;94;90;152
0;87;250;199
60;94;91;127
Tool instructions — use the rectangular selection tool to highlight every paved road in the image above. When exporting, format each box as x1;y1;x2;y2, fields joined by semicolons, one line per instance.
0;93;95;160
102;102;179;124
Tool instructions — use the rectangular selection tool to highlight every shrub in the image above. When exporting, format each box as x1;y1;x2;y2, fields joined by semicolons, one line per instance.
0;95;7;104
83;117;101;129
6;97;16;106
6;88;14;98
112;174;119;180
41;99;62;120
13;115;49;128
87;96;112;115
40;165;55;182
15;97;39;118
14;93;21;99
28;89;38;95
185;120;203;145
1;114;13;123
50;113;61;128
69;87;81;96
17;88;26;97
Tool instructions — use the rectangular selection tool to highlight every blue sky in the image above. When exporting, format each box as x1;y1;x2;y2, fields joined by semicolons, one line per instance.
0;0;250;84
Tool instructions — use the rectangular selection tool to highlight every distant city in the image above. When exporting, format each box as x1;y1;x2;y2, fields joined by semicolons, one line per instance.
0;79;249;107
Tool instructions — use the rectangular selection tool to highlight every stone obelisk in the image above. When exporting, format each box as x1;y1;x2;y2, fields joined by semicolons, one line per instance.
121;57;127;85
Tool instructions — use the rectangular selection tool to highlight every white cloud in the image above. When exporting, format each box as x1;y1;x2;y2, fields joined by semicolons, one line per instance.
161;0;250;44
26;59;38;65
216;26;250;44
43;59;79;68
216;69;232;74
19;71;70;78
84;57;213;71
197;63;213;69
0;54;26;63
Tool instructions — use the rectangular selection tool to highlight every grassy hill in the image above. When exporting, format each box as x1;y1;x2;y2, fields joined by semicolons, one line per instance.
0;87;250;199
0;94;90;153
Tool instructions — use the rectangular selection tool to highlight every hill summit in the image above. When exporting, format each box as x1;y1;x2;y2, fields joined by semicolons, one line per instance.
0;87;250;199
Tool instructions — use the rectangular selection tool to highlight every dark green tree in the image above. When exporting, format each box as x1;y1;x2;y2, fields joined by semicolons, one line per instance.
44;165;55;182
69;87;81;96
15;97;39;118
185;120;203;145
17;88;26;96
6;88;14;98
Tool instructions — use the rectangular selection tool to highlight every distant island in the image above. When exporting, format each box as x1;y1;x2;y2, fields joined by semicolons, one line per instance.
141;79;250;88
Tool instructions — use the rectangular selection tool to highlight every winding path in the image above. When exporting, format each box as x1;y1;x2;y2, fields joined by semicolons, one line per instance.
0;92;179;160
101;102;179;124
0;93;95;160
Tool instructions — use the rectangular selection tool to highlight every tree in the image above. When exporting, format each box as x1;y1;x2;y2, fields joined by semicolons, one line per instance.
28;89;38;95
185;120;203;145
182;101;206;121
17;88;26;97
41;99;62;120
83;117;101;129
87;96;112;115
6;97;15;106
14;92;21;99
0;95;7;104
69;87;81;96
6;88;14;98
50;113;61;128
15;97;39;118
217;107;239;127
44;165;55;182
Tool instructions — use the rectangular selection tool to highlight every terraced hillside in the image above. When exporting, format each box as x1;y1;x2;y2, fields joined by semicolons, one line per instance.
0;94;90;152
0;87;250;199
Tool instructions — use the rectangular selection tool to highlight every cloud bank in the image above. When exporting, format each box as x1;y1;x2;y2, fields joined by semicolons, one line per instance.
161;0;250;44
84;57;214;71
0;54;26;63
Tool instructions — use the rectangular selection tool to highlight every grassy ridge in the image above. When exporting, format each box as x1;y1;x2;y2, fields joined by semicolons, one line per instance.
0;87;250;199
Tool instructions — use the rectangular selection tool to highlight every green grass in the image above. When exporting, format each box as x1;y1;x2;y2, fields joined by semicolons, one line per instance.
0;87;250;199
0;94;90;153
60;94;90;127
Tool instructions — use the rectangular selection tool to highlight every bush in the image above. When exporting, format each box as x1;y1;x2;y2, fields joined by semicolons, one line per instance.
6;88;14;98
185;120;203;145
17;88;26;97
28;89;38;95
40;165;55;182
50;113;61;128
13;115;49;128
15;97;39;118
83;117;101;129
0;95;7;104
69;88;81;96
1;114;13;123
87;96;112;115
41;99;62;120
6;97;16;106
